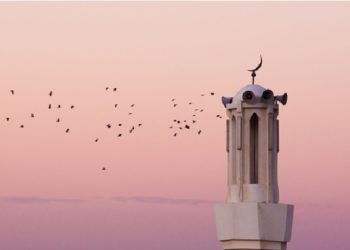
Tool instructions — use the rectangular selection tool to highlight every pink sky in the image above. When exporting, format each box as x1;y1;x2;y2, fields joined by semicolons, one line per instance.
0;2;349;250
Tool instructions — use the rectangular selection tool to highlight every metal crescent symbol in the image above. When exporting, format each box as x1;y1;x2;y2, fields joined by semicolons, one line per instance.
248;55;263;72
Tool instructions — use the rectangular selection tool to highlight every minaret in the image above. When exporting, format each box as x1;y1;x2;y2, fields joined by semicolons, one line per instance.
214;61;294;250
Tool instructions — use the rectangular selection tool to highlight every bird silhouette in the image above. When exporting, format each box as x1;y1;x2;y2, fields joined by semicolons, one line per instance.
130;104;135;107
48;104;52;109
185;125;190;129
56;118;60;123
10;90;14;95
188;102;192;105
113;88;117;91
200;109;204;112
102;167;106;171
192;120;196;123
31;113;35;118
201;94;205;96
95;138;99;142
105;87;109;91
57;105;61;109
106;124;111;129
138;123;142;127
173;133;177;137
198;130;202;135
128;113;132;115
211;92;215;95
117;133;122;137
171;98;175;102
173;104;178;107
169;126;173;129
20;125;24;128
70;105;75;109
65;128;70;133
6;117;10;121
114;104;118;108
49;91;53;96
118;123;122;126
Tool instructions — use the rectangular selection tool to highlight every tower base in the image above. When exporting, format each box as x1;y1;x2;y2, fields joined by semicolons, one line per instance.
221;240;286;250
215;202;293;250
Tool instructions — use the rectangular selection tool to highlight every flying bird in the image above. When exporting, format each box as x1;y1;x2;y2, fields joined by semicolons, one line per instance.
95;138;99;142
138;123;142;127
49;91;53;96
185;125;190;129
102;167;106;171
118;123;122;126
173;133;177;137
105;87;109;91
6;117;10;121
171;98;175;102
65;128;70;133
198;130;202;135
113;88;117;91
169;126;173;129
188;102;192;105
201;94;205;96
211;92;215;95
30;113;35;118
57;105;61;108
114;104;118;108
173;104;178;107
130;104;135;107
200;109;204;112
117;133;122;137
56;118;60;123
70;105;75;109
20;125;24;128
192;120;196;123
106;124;112;129
10;90;14;95
48;104;52;109
128;113;133;115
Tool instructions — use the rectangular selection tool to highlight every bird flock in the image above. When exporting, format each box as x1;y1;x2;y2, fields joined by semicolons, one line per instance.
168;92;222;137
5;88;224;171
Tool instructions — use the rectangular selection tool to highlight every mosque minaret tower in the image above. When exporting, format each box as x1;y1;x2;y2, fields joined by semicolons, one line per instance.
214;57;294;250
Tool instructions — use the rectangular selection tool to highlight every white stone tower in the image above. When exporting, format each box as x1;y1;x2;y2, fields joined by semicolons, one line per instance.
214;74;294;249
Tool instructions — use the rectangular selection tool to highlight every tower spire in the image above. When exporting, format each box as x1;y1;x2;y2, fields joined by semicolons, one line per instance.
248;55;263;85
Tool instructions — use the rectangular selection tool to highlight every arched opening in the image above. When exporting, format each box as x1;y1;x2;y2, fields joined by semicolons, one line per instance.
250;113;259;184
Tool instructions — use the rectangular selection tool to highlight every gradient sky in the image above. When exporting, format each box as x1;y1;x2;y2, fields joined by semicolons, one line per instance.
0;2;350;250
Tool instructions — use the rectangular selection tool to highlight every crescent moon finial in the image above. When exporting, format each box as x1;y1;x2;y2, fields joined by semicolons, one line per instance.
248;55;263;85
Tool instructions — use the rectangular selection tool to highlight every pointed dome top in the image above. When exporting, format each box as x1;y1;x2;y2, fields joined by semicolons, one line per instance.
232;84;267;106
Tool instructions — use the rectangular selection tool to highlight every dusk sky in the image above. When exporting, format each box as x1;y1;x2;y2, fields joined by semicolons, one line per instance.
0;2;350;250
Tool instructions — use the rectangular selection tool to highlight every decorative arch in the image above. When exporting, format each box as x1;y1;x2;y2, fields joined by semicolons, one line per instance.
250;113;259;184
